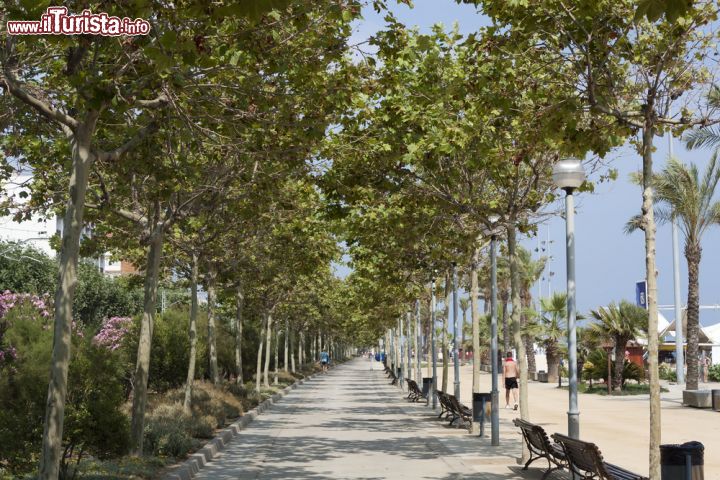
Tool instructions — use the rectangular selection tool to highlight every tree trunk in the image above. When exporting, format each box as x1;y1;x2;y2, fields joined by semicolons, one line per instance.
442;272;450;393
298;331;305;368
206;268;219;384
130;225;165;455
291;328;296;373
461;308;466;365
546;342;560;383
508;222;530;461
470;247;482;435
501;293;510;354
256;314;267;392
284;318;289;372
234;286;244;385
614;335;630;391
183;252;200;412
263;313;273;388
642;124;661;480
685;241;701;390
39;119;96;480
273;322;279;385
415;299;422;387
521;291;536;375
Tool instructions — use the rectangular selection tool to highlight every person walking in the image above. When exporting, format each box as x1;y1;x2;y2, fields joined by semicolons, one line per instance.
320;349;330;373
503;351;519;410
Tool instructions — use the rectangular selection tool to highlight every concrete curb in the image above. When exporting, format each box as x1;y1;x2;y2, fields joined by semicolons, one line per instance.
161;374;313;480
161;363;346;480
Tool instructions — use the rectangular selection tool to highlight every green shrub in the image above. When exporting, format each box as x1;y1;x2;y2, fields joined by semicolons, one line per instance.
583;349;644;387
128;308;208;392
709;363;720;382
659;363;677;382
143;404;195;458
191;415;218;439
0;241;57;295
73;262;143;331
0;300;131;477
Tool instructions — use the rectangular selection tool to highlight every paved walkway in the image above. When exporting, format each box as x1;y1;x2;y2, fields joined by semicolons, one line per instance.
194;358;533;480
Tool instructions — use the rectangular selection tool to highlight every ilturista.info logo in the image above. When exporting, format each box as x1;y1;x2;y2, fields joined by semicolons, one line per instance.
6;7;151;36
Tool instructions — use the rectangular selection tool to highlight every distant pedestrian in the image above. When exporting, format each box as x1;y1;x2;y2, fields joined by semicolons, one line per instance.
503;351;519;410
320;350;330;372
702;355;710;383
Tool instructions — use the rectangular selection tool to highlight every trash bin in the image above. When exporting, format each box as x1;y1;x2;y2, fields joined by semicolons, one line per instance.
712;390;720;411
660;441;704;480
472;392;492;436
422;377;433;396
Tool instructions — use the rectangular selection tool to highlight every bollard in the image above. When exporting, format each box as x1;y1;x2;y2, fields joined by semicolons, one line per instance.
660;442;704;480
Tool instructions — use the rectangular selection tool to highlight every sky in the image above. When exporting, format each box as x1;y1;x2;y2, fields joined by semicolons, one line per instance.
344;0;720;328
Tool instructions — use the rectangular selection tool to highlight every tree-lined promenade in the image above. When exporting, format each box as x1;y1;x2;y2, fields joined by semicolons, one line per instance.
2;1;720;479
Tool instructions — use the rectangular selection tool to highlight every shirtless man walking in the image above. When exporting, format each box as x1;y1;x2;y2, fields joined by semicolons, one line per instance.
503;351;519;410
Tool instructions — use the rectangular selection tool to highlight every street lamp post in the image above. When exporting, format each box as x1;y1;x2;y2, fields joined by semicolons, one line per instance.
484;214;501;446
431;277;438;410
552;157;586;440
452;262;461;399
415;299;422;388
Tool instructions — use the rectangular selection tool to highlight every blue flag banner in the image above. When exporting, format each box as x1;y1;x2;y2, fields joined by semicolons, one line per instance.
636;281;647;309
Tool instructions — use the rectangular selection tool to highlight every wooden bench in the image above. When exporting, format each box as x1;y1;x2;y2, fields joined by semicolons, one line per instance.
552;433;648;480
406;379;427;402
387;368;398;385
513;419;567;479
448;394;472;429
435;391;472;429
436;390;454;419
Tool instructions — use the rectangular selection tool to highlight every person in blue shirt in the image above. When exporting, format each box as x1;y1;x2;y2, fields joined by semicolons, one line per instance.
320;350;330;372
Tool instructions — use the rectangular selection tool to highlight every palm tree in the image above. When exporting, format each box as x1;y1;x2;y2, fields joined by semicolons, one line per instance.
537;293;567;383
517;246;547;375
627;155;720;390
589;301;647;390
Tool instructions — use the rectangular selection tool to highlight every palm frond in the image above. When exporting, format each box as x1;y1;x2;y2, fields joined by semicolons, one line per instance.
624;213;644;234
685;125;720;151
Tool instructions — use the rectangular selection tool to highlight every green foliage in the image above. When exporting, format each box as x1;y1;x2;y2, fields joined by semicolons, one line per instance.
659;363;677;382
709;364;720;382
583;349;644;387
0;304;51;474
0;304;129;477
62;343;131;475
74;262;143;331
0;241;57;295
136;308;207;392
143;404;196;458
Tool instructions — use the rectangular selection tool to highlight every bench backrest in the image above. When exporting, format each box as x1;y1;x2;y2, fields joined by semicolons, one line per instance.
513;419;554;454
449;394;469;413
437;391;452;407
552;433;610;478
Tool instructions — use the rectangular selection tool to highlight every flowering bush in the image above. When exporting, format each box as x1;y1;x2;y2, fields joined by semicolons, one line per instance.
93;316;133;351
0;290;50;319
0;301;131;476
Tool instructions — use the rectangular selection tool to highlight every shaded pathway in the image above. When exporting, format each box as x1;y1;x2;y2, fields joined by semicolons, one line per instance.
194;358;473;479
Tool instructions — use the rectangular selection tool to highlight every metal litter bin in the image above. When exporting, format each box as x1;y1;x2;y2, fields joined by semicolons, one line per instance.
422;377;433;396
472;392;491;437
712;390;720;411
660;441;704;480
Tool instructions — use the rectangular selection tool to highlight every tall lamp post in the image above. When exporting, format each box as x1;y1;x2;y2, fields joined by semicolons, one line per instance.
431;276;438;410
552;157;586;440
452;262;461;399
484;214;501;446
